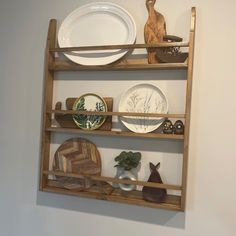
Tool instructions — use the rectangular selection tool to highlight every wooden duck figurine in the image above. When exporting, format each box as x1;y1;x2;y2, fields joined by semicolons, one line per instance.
144;0;167;64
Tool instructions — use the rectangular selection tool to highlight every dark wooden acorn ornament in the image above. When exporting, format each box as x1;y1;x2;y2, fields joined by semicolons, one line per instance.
142;162;167;203
173;120;184;134
162;119;174;134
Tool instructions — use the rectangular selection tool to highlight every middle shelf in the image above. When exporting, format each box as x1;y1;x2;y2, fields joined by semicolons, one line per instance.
47;127;184;140
49;110;186;118
48;104;186;140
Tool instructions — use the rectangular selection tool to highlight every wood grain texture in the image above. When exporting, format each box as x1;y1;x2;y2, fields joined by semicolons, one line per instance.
110;189;181;210
52;109;185;118
53;138;101;190
50;59;188;71
53;138;101;174
54;97;113;130
46;127;185;140
181;7;196;211
40;19;57;190
43;171;182;190
144;0;167;64
50;42;189;52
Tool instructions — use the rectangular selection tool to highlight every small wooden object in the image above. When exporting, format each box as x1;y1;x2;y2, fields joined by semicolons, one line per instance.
55;97;113;130
144;0;167;64
142;162;167;203
156;35;189;63
53;138;101;190
162;119;174;134
173;120;184;135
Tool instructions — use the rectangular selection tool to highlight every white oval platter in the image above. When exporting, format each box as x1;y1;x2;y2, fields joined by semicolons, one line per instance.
119;84;168;133
58;2;136;65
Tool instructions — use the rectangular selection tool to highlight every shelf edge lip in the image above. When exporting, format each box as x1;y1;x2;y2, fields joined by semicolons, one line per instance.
42;187;182;211
49;110;186;118
49;62;188;71
45;127;185;140
49;42;190;52
43;171;182;190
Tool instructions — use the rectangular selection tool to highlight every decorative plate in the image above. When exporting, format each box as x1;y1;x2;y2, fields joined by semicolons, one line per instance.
53;138;101;189
119;84;168;133
58;2;136;65
72;93;107;130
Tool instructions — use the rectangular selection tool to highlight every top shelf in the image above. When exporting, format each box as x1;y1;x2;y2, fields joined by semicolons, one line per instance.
46;7;196;72
49;39;189;72
49;43;189;71
49;42;189;71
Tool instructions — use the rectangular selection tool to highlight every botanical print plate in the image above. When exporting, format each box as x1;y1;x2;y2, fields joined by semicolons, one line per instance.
72;93;107;130
119;84;168;133
58;2;136;65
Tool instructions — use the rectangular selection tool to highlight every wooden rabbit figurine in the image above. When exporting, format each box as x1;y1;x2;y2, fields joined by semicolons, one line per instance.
142;162;167;203
144;0;167;64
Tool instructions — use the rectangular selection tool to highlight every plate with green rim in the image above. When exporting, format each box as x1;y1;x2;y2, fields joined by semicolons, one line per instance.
72;93;107;130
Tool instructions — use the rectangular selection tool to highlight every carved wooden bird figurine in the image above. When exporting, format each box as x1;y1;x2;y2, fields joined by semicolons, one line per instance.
144;0;167;64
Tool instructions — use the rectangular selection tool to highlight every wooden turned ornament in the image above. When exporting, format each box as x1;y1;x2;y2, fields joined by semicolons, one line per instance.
162;119;174;134
173;120;184;135
144;0;167;64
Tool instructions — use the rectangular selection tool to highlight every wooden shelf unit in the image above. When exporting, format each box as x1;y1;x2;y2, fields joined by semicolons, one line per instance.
40;7;196;212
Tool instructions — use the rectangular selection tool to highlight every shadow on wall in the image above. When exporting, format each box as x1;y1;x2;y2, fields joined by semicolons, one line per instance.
36;191;185;228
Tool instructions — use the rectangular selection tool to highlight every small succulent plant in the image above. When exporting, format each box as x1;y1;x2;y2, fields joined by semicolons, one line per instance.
114;151;141;171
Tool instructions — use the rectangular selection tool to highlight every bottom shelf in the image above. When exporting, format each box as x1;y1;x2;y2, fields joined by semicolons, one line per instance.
42;180;182;211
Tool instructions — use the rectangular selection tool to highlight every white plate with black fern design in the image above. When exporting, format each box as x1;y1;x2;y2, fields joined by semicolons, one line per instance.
119;84;168;133
72;93;107;130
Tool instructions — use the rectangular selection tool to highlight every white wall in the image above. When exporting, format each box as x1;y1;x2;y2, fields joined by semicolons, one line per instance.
0;0;236;235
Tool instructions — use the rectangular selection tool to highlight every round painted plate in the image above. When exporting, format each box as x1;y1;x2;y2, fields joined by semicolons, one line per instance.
72;93;107;130
58;2;136;65
119;84;168;133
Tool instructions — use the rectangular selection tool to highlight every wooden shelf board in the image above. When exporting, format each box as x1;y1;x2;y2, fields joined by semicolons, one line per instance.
50;110;186;119
46;127;184;140
49;42;189;52
43;171;182;190
50;59;188;71
43;184;182;211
